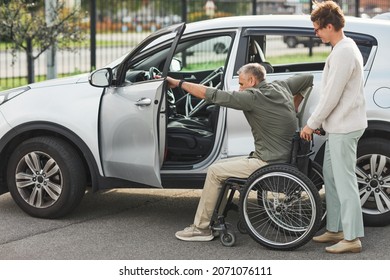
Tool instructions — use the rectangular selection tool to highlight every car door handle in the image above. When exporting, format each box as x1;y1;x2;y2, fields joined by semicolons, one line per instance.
135;98;152;106
184;75;197;81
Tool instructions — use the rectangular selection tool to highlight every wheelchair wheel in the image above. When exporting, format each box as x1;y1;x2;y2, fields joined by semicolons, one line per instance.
308;161;326;229
239;164;322;251
220;231;236;247
237;220;247;234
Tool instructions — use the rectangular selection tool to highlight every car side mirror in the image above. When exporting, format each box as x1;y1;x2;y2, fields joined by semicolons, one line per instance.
89;68;113;87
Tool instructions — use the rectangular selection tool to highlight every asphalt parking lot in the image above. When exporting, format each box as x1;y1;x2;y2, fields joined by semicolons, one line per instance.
0;188;389;260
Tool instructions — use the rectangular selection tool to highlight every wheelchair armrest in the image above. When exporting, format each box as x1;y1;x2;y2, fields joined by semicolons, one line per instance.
224;177;247;186
297;151;315;158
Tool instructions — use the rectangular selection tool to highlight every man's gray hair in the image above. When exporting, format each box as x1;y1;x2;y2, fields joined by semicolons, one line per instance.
237;63;266;82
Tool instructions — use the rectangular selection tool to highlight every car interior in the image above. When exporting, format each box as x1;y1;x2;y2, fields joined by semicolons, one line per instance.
121;34;233;166
164;36;232;164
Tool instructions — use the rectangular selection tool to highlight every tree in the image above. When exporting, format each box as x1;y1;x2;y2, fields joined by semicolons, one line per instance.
0;0;85;83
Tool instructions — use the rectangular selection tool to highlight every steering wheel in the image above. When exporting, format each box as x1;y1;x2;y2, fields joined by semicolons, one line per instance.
167;88;175;105
148;66;175;106
182;66;224;117
149;66;162;80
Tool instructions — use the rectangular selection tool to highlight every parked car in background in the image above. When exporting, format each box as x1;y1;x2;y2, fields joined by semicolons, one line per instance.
187;36;231;54
283;35;323;48
0;15;389;227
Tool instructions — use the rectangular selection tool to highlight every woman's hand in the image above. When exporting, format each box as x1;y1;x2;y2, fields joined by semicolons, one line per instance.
300;125;315;141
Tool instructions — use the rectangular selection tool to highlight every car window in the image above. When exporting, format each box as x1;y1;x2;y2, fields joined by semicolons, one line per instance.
348;34;376;66
244;34;331;73
174;35;233;72
265;34;332;73
237;29;375;75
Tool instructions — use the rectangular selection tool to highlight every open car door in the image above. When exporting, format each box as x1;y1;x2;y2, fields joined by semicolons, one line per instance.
99;23;185;187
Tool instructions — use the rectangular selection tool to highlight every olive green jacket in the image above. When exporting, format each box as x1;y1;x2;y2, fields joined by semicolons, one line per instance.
205;74;313;163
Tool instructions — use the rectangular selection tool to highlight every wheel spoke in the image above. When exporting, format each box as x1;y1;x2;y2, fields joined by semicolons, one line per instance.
43;182;61;200
43;158;59;178
369;154;387;177
381;175;390;187
355;166;369;183
15;172;35;189
374;191;390;213
28;187;43;207
369;154;378;177
359;187;372;206
24;152;41;173
375;155;387;175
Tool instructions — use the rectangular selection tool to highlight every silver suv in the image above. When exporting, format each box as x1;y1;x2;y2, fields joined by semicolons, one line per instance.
0;15;389;226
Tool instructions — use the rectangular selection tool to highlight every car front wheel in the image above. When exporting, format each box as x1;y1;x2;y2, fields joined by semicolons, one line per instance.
356;137;390;226
7;136;86;219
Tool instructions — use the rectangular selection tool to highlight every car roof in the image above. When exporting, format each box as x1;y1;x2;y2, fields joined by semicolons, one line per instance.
373;12;390;20
184;14;390;38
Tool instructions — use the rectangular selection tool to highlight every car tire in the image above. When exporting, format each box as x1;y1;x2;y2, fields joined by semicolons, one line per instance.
213;42;226;54
285;37;298;48
308;161;326;230
357;137;390;227
7;136;86;219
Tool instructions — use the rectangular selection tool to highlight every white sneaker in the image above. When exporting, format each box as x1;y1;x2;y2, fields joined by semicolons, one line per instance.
175;225;214;241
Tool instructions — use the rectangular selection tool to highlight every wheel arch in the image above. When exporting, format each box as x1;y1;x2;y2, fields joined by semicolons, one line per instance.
0;121;101;195
360;120;390;140
314;120;390;164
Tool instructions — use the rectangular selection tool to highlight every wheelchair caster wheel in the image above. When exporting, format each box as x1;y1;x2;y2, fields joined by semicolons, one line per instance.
237;220;247;234
220;231;236;247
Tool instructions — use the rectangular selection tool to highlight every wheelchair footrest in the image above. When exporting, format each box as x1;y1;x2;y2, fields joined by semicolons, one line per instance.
211;216;228;232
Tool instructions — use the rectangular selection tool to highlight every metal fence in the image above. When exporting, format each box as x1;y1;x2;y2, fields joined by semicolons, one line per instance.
0;0;389;90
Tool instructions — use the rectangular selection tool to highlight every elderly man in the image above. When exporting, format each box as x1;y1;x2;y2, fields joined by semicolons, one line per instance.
167;63;313;241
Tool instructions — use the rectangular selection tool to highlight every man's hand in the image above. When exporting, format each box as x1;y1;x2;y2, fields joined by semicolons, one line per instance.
166;77;179;88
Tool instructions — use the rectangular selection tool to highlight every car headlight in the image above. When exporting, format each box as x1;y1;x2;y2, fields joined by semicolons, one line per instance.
0;86;30;105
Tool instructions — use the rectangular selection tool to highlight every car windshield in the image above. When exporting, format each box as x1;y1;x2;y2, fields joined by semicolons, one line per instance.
102;23;185;74
121;32;232;85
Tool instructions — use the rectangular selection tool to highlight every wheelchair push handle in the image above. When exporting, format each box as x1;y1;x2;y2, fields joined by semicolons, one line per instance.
314;128;326;136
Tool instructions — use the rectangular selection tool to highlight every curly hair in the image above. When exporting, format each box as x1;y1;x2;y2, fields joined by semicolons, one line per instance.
311;1;345;31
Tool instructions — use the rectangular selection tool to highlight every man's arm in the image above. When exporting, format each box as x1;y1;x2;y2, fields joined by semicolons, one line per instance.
286;74;313;112
166;76;255;111
293;93;304;112
286;74;314;97
166;77;208;99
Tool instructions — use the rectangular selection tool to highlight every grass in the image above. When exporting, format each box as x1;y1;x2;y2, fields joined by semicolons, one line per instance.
0;72;83;91
181;52;329;72
267;52;329;64
1;77;33;90
182;61;225;72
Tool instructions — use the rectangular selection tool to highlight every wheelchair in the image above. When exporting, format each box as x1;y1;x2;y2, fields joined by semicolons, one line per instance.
209;88;325;250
